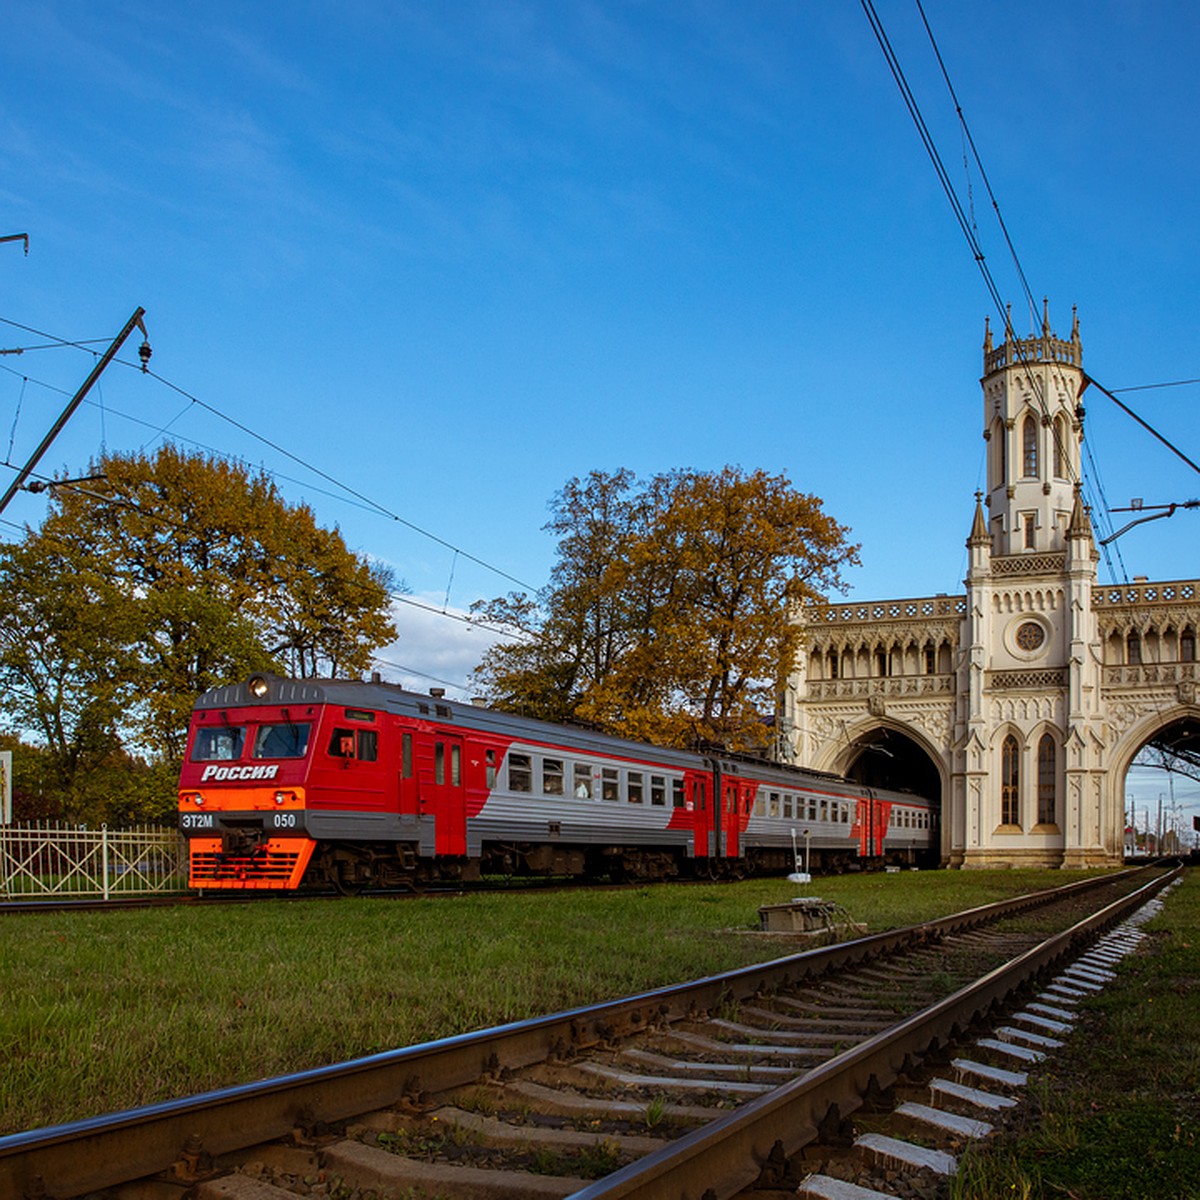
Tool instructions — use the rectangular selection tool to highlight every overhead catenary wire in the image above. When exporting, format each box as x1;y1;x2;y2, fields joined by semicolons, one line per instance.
0;315;540;596
863;0;1197;590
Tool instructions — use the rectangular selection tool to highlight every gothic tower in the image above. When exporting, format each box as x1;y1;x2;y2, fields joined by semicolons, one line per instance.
954;302;1112;867
981;299;1084;556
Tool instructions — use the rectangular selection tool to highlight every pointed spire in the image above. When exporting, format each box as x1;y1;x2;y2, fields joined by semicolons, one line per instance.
1067;483;1093;541
968;491;990;547
1004;302;1013;342
1042;296;1050;336
983;316;993;357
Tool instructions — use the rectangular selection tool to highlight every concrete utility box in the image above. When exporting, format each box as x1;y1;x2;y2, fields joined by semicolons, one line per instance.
757;896;866;944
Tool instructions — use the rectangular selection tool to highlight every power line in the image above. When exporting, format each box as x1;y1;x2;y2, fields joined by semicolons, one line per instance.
1111;376;1200;394
0;315;540;595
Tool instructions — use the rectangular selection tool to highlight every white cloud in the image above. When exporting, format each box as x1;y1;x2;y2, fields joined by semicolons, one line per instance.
370;592;505;700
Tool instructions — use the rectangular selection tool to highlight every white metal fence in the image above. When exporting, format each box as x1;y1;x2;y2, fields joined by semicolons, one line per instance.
0;821;189;899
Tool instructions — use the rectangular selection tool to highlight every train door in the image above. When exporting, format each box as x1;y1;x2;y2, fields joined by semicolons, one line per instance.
721;778;741;859
855;795;874;858
691;775;710;859
858;792;891;860
413;732;466;856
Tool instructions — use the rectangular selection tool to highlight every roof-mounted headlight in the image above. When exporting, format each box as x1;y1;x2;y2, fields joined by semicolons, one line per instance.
248;674;270;699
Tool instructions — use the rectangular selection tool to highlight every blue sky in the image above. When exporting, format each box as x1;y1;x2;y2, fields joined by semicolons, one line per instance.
2;2;1198;814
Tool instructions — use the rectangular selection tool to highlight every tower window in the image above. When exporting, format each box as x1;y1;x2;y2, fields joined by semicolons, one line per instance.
998;734;1017;830
1127;632;1142;665
1037;734;1056;826
1023;514;1036;549
1001;735;1020;827
1182;629;1196;662
1022;414;1039;478
1053;415;1068;478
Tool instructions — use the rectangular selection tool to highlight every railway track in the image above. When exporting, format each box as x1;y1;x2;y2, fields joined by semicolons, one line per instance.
1;866;1177;1200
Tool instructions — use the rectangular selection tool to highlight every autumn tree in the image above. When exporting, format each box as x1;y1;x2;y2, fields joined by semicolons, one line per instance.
473;466;857;752
0;446;399;818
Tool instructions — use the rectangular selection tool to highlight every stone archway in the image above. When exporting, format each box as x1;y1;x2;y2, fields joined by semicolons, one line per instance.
1110;707;1200;855
821;722;945;809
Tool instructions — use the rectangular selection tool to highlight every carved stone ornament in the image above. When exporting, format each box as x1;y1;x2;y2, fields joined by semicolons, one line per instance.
1180;680;1197;707
867;694;887;718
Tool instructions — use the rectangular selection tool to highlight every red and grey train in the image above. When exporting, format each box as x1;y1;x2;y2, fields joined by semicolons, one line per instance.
178;674;939;891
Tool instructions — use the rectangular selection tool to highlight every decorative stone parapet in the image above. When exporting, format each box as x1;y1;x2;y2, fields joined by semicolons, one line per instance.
807;595;966;625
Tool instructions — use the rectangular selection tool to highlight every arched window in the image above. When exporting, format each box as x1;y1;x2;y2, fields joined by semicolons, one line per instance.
1037;734;1056;826
1001;735;1020;827
828;650;839;680
993;419;1007;490
1182;628;1196;663
1022;414;1039;478
1053;414;1068;479
1127;632;1142;665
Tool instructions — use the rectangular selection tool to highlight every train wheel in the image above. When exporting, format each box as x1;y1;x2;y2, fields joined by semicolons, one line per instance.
333;861;367;896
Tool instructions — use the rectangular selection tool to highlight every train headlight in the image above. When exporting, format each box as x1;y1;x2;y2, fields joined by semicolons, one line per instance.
274;791;286;806
193;794;204;806
248;674;269;699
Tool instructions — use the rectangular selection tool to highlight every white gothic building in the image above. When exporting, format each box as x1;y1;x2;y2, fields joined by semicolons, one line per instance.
784;306;1199;868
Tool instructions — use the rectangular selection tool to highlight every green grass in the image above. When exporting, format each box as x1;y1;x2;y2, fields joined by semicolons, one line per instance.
0;868;1135;1136
951;869;1200;1200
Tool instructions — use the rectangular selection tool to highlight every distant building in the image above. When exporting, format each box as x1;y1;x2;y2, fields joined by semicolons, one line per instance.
784;305;1198;867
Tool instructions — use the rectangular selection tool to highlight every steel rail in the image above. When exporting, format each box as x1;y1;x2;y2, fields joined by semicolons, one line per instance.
567;865;1181;1199
0;866;1164;1199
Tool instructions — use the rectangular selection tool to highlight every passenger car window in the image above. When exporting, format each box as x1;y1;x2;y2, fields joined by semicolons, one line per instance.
508;753;533;792
573;763;593;799
543;758;564;796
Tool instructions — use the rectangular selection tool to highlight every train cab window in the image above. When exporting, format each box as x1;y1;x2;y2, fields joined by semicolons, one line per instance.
508;753;533;792
328;727;375;761
450;744;461;786
627;771;644;803
650;775;666;806
673;779;686;809
485;749;497;788
542;758;564;796
601;767;620;801
573;763;593;799
402;733;414;779
254;723;311;759
330;730;356;758
191;726;246;761
435;742;445;785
